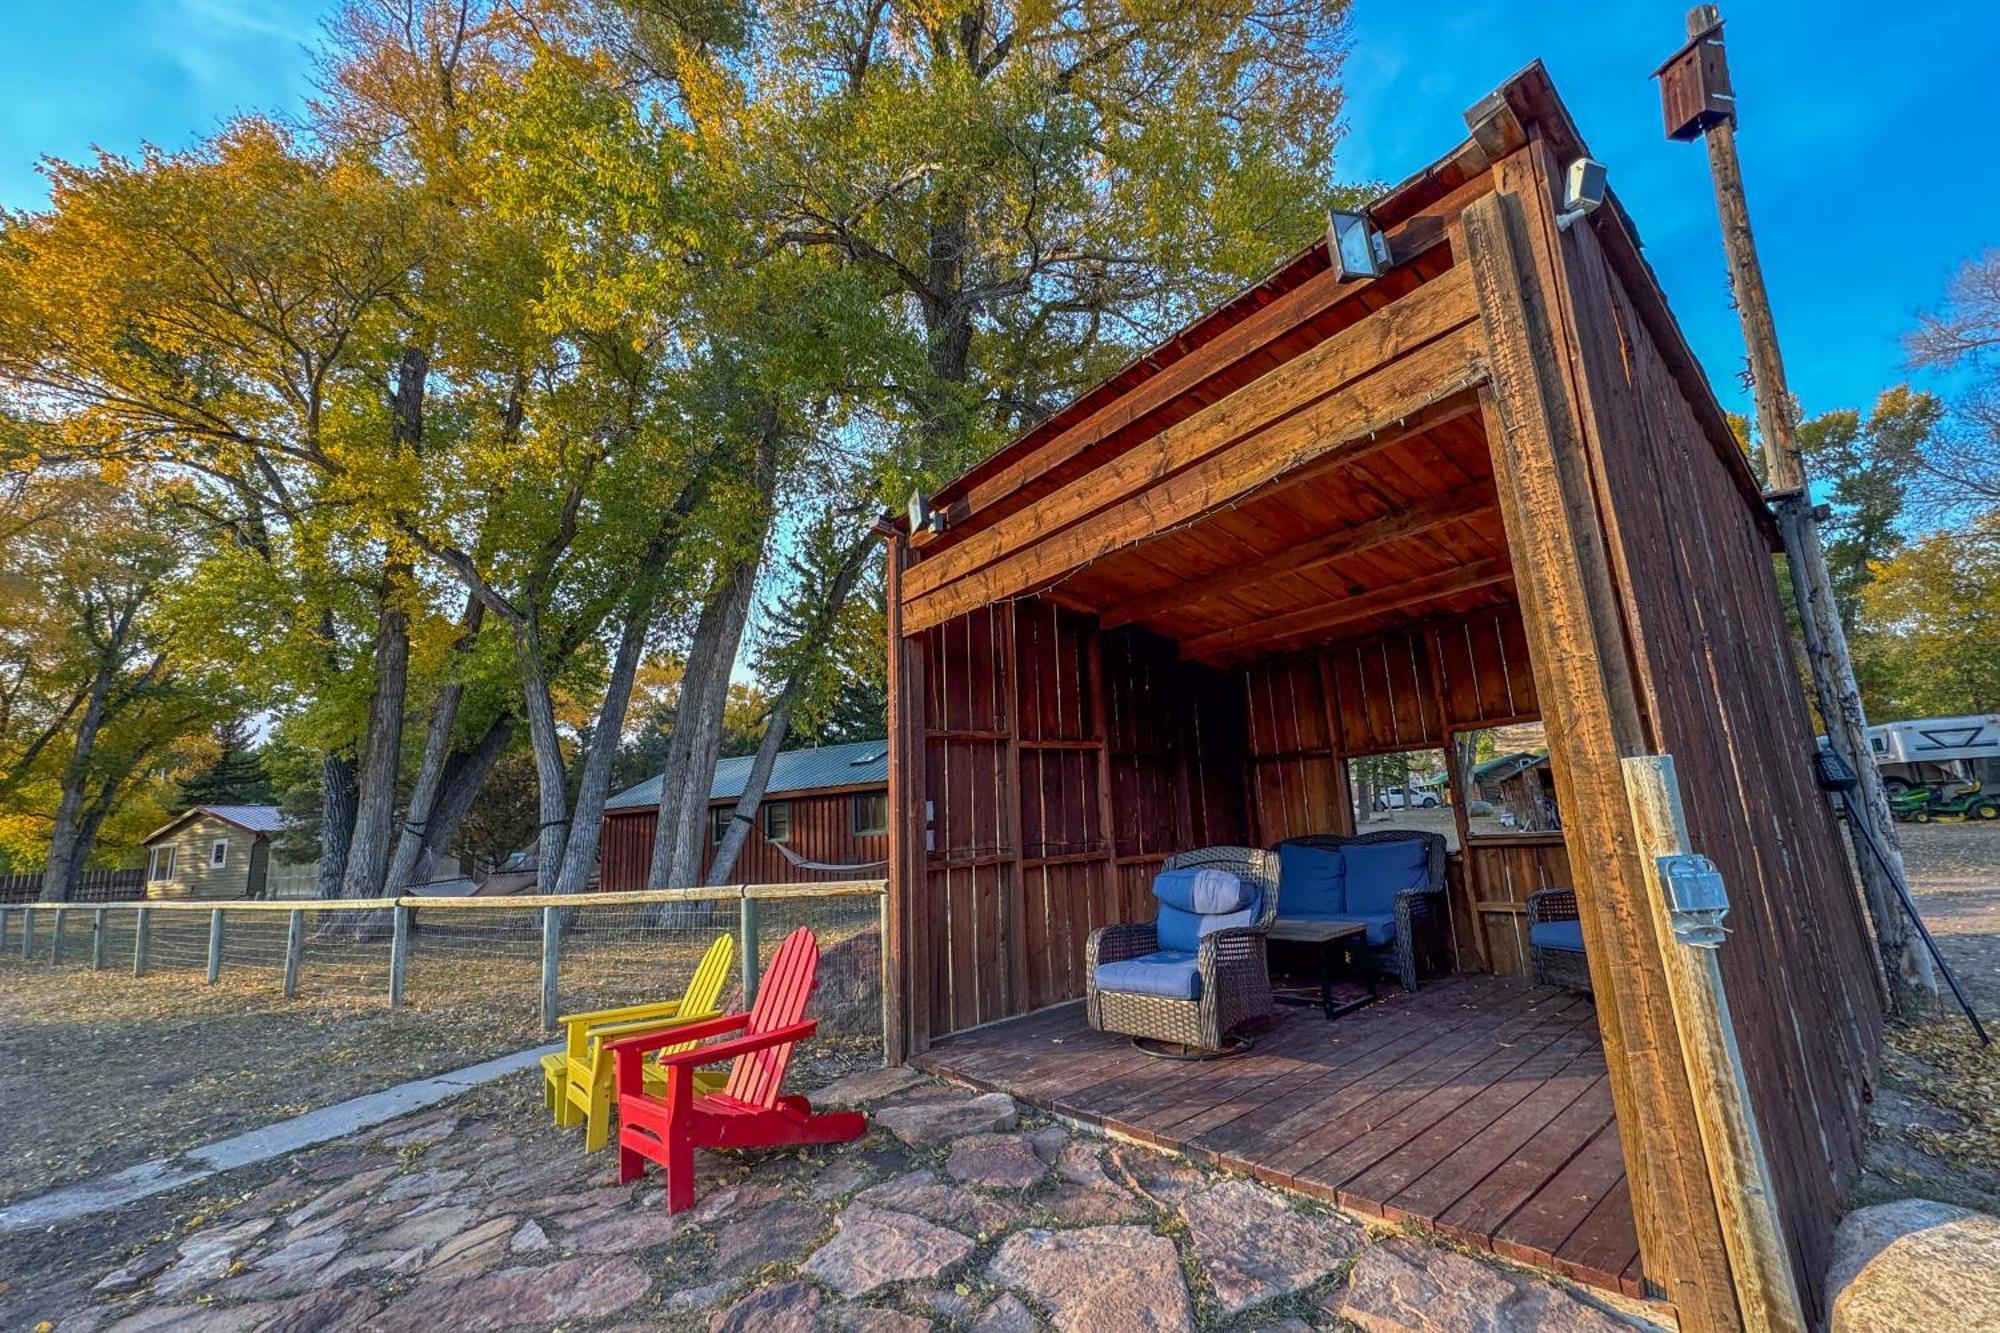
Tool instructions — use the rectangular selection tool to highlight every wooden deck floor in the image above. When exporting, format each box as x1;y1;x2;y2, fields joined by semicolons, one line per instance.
912;975;1646;1299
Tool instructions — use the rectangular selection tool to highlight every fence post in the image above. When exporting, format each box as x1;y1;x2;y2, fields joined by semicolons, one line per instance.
206;909;225;984
133;906;150;976
20;906;34;960
540;906;560;1031
51;907;67;964
389;904;409;1009
91;908;107;970
738;895;761;1008
283;909;304;998
0;906;10;954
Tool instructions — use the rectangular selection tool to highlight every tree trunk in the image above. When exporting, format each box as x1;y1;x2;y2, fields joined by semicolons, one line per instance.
416;713;514;880
316;751;358;900
37;649;119;903
384;598;484;892
553;599;652;895
340;580;411;900
517;619;571;893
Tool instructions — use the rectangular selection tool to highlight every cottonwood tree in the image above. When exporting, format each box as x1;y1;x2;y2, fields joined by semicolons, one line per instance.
1905;247;2000;525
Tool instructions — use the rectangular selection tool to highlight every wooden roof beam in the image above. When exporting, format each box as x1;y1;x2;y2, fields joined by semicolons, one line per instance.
1098;476;1500;631
1181;556;1515;664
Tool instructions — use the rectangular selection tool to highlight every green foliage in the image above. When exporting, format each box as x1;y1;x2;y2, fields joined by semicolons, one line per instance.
1859;518;2000;717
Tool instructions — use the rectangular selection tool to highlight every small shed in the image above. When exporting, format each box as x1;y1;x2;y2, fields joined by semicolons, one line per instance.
599;739;891;890
879;65;1881;1330
141;805;299;900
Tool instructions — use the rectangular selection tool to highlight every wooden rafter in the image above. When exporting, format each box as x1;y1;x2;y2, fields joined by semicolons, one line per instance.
1181;557;1515;664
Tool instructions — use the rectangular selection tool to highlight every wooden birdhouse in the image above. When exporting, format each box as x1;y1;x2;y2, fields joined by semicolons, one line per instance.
1655;9;1735;141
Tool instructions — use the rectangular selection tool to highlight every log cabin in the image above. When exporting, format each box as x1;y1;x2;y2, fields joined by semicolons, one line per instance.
878;64;1883;1332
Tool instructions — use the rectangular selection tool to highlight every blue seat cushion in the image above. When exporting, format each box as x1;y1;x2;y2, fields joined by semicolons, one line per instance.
1320;912;1397;947
1276;843;1346;919
1152;866;1253;915
1531;920;1586;953
1341;837;1431;916
1095;950;1201;1000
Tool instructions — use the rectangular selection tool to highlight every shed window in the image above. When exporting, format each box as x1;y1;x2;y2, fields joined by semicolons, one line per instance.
1450;721;1559;838
762;801;792;844
147;844;176;881
1346;747;1455;850
210;839;229;869
711;805;733;845
852;791;888;837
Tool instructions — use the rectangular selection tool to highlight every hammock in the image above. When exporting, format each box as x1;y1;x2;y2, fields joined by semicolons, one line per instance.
769;838;887;876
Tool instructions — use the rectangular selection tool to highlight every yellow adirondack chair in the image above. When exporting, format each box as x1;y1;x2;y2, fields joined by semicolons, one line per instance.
539;933;735;1151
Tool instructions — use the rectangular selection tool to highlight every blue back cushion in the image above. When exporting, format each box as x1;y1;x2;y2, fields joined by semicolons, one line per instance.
1152;868;1260;954
1342;837;1431;916
1276;843;1346;919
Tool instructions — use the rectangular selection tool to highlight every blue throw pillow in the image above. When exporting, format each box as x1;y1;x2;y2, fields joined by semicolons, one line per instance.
1342;837;1431;916
1277;843;1346;918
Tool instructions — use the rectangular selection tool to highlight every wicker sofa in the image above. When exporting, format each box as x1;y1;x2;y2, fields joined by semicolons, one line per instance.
1526;887;1592;992
1085;846;1279;1054
1270;830;1447;993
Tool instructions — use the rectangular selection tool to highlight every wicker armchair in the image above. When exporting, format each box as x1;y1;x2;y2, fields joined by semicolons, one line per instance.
1272;831;1446;993
1527;888;1592;992
1085;847;1280;1053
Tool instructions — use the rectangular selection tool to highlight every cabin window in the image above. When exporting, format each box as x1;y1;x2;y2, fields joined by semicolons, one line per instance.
711;806;732;845
1346;747;1455;850
1449;721;1559;838
148;844;176;881
210;839;229;869
852;791;888;837
762;801;792;844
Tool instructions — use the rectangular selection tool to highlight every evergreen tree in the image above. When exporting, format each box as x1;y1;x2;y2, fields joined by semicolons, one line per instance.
174;718;275;810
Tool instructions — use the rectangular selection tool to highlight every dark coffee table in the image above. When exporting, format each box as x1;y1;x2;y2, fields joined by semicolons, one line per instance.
1268;918;1379;1019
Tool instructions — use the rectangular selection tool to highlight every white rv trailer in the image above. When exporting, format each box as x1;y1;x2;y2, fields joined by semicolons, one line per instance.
1864;714;2000;792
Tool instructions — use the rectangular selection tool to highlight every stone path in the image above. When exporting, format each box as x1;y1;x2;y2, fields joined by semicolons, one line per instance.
7;1061;1668;1332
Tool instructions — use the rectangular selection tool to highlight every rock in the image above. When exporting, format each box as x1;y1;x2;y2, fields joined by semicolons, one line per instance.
369;1203;478;1255
661;1278;735;1313
686;1179;787;1225
809;1064;926;1106
1055;1142;1114;1188
824;1308;936;1332
1027;1126;1071;1163
92;1245;176;1295
255;1286;385;1333
910;1284;977;1320
290;1145;398;1183
987;1225;1194;1333
1042;1181;1151;1225
948;1133;1051;1190
382;1114;459;1148
711;1199;830;1277
856;1169;1026;1236
1332;1238;1631;1332
876;1092;1018;1147
710;1278;825;1333
971;1293;1039;1333
1828;1198;2000;1333
1178;1177;1360;1312
800;1203;977;1297
808;1157;884;1202
101;1304;275;1332
560;1206;685;1255
378;1167;468;1203
423;1214;518;1281
284;1167;395;1230
366;1256;650;1331
151;1217;277;1299
1107;1145;1204;1207
510;1219;551;1253
211;1228;351;1299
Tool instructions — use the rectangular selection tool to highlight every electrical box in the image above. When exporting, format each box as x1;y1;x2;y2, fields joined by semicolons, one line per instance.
1654;19;1735;141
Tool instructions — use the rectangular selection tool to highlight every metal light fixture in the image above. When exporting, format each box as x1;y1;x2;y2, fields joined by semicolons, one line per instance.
1327;208;1391;280
907;488;945;536
1555;157;1608;231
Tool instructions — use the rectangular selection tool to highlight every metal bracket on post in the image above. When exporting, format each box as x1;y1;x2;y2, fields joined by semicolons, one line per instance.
1655;853;1730;948
206;909;225;984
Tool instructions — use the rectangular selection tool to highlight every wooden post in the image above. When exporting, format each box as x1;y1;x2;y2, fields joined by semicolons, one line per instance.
283;909;305;999
206;908;224;984
391;904;411;1009
1661;3;1930;1010
538;904;557;1029
882;529;924;1059
50;907;66;964
739;895;761;1008
1625;755;1807;1333
133;906;150;977
1463;175;1742;1329
91;908;107;971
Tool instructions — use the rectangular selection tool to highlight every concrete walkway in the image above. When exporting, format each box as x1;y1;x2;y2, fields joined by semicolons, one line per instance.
0;1042;558;1235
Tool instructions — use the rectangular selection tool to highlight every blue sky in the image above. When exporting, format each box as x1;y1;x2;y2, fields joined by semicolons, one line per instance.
1;0;1992;422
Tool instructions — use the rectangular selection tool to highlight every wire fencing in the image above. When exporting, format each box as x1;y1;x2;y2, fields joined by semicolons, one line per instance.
0;881;888;1048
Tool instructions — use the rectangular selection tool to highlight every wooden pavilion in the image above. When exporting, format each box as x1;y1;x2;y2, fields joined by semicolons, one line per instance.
877;65;1882;1330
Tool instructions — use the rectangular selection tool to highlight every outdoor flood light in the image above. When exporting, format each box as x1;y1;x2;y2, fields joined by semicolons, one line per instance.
1327;208;1391;280
1555;156;1608;231
907;488;945;536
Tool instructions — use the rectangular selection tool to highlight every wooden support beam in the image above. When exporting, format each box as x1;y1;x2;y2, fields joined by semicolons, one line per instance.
1460;170;1741;1329
904;322;1489;637
882;533;922;1059
903;264;1481;612
1099;477;1500;631
1182;557;1514;664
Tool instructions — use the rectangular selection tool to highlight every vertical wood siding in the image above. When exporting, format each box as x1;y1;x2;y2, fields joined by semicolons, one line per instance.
598;789;889;891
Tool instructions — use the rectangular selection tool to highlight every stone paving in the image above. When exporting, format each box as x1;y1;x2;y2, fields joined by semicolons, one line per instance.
8;1062;1669;1332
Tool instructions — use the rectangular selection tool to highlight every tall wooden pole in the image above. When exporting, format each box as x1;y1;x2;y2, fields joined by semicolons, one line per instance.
1661;4;1934;1011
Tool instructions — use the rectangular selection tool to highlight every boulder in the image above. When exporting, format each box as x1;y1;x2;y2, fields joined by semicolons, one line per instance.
876;1092;1018;1147
987;1225;1193;1333
1828;1198;2000;1333
808;1064;926;1106
1177;1177;1360;1312
947;1133;1051;1190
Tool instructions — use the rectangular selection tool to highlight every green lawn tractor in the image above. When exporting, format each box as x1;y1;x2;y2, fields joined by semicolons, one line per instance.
1889;786;1940;823
1927;783;2000;821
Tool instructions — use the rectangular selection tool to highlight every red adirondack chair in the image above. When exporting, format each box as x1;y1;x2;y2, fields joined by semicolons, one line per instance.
606;926;866;1212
